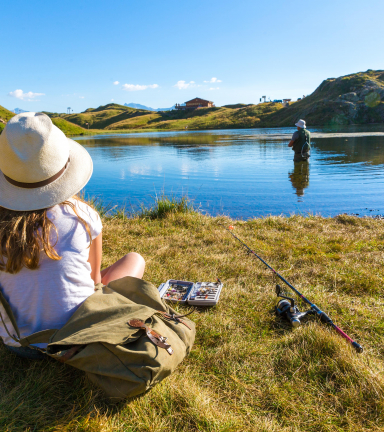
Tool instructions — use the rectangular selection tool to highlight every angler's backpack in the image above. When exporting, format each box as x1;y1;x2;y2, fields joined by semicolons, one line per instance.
0;276;196;401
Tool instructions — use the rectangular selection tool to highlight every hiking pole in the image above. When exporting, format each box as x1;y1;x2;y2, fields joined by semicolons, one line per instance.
224;226;363;353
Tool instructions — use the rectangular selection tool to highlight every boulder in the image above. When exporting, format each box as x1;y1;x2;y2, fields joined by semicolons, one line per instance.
339;92;359;102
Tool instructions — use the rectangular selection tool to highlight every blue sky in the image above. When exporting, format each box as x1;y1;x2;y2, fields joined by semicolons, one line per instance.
1;0;383;113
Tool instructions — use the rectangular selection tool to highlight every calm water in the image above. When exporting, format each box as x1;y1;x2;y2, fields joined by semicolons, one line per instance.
75;126;384;219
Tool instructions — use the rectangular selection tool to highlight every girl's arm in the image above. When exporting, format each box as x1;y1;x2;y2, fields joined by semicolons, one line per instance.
88;233;102;284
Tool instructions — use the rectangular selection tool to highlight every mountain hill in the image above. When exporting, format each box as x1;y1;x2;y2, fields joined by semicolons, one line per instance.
2;70;383;135
50;117;87;135
124;103;175;111
260;69;384;127
59;70;384;131
57;103;154;130
56;102;283;131
0;105;16;133
0;105;86;136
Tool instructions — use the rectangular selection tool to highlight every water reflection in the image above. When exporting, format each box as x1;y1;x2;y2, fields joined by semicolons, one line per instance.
289;162;310;200
75;127;384;218
313;136;384;166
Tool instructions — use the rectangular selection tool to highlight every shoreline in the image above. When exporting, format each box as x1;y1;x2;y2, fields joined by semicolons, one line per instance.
71;130;384;139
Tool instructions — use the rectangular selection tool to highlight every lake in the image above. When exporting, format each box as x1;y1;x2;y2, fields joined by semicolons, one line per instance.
75;126;384;219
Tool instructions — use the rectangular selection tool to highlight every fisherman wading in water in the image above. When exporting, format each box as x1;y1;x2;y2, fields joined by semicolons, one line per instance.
288;119;311;162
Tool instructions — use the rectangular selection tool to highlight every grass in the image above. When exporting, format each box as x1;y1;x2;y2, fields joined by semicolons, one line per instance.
0;105;16;134
137;194;197;219
50;117;88;136
1;198;384;431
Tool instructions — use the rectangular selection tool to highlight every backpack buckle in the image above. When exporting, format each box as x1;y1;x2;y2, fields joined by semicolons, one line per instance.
128;319;173;355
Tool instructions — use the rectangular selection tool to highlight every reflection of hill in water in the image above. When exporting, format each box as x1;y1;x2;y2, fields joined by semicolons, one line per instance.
314;136;384;166
77;133;384;166
78;134;231;162
77;134;231;148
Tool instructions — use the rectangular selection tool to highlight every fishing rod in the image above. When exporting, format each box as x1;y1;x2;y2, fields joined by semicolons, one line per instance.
225;226;363;353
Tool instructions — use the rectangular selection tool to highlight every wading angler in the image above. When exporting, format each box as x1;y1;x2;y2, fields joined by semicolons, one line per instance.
288;119;311;162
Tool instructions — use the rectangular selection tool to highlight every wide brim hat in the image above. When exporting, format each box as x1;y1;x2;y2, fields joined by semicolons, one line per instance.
0;112;93;211
295;119;306;128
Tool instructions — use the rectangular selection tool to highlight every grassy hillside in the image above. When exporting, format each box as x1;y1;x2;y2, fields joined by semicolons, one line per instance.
50;117;87;135
60;102;284;131
3;70;384;136
0;105;15;133
0;106;87;136
54;103;153;130
1;205;384;431
258;69;384;127
56;70;384;131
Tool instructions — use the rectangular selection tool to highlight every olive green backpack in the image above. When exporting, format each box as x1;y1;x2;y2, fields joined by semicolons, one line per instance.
0;276;196;401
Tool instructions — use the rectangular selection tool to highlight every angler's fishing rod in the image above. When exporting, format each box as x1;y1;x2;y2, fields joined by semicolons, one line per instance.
225;226;363;353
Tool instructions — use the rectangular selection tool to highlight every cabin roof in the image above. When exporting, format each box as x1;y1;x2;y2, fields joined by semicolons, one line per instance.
185;97;213;104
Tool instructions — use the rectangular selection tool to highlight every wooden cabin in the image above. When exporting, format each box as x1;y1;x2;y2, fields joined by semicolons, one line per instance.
175;97;215;110
283;98;292;107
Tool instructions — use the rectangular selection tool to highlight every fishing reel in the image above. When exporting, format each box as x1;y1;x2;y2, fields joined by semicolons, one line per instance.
275;284;314;327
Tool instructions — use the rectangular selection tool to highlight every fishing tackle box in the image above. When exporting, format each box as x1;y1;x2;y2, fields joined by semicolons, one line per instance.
158;279;223;306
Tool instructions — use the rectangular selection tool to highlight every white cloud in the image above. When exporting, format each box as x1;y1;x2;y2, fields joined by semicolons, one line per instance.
209;87;220;90
79;96;85;99
204;77;222;83
122;83;159;91
111;98;114;102
113;81;120;85
174;80;196;90
8;89;45;101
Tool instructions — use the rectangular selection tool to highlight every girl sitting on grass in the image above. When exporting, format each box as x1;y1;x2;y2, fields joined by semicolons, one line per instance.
0;112;145;359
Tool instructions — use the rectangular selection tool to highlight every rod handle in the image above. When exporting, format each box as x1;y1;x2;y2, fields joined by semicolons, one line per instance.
352;341;364;353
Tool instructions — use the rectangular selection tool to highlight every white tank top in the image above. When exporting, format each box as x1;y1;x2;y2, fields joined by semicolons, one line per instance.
0;199;102;347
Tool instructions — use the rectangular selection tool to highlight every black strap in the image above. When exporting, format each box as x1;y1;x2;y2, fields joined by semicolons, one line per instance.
301;130;309;156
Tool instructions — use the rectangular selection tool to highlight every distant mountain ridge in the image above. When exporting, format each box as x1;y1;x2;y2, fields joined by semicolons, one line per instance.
12;108;29;114
124;103;175;112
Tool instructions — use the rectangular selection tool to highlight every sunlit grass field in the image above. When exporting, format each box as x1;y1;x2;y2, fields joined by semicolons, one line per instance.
1;200;384;431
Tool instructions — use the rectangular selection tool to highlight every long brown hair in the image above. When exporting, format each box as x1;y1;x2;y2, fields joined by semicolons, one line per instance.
0;196;92;274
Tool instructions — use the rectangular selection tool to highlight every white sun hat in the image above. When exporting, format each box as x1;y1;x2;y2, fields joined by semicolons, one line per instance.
0;112;93;211
295;119;306;128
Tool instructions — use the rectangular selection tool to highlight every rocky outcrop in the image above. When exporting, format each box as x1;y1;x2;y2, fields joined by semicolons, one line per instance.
262;70;384;127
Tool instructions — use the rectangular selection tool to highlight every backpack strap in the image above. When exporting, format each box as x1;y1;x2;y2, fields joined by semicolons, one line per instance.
19;329;57;347
301;129;309;156
0;289;21;343
0;287;57;348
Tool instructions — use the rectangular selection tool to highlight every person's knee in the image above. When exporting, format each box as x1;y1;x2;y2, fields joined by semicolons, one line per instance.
125;252;145;267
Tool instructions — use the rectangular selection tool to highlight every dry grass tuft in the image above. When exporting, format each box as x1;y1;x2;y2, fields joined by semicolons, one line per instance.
1;210;384;431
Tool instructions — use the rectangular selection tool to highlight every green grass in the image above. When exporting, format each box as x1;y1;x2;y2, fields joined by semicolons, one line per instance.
137;194;197;219
51;117;88;136
1;203;384;431
0;105;90;137
0;105;15;134
0;105;15;122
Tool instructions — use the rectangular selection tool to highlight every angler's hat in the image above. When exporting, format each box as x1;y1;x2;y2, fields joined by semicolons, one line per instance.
295;119;306;128
0;112;93;211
